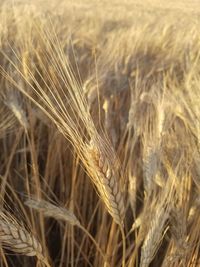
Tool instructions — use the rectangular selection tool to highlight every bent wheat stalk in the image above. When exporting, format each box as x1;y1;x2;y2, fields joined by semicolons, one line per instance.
25;198;108;263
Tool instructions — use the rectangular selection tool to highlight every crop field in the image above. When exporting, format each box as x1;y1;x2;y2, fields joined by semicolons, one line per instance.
0;0;200;266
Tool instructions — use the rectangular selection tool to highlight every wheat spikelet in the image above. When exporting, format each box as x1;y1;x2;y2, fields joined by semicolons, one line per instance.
128;173;137;213
25;199;80;226
142;143;160;192
102;97;118;147
0;104;16;137
3;90;29;131
141;90;164;193
0;210;49;266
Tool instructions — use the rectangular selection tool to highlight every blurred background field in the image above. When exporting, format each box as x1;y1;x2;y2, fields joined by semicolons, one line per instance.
0;1;200;267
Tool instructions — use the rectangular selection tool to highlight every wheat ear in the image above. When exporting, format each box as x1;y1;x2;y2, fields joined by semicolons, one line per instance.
140;204;169;267
85;139;125;227
0;210;50;267
85;139;126;267
25;199;80;226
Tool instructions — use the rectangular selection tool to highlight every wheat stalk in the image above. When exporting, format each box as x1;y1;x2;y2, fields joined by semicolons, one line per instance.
25;198;107;263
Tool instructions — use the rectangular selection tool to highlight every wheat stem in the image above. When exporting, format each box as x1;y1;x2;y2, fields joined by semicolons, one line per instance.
120;225;126;267
79;225;108;265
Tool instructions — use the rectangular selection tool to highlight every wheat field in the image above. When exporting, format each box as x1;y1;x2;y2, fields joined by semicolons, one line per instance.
0;0;200;266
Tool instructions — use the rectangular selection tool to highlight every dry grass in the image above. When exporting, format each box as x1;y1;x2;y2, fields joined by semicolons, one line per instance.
0;0;200;266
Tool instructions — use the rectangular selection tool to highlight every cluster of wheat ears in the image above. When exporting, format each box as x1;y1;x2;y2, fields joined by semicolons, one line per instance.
0;0;200;266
